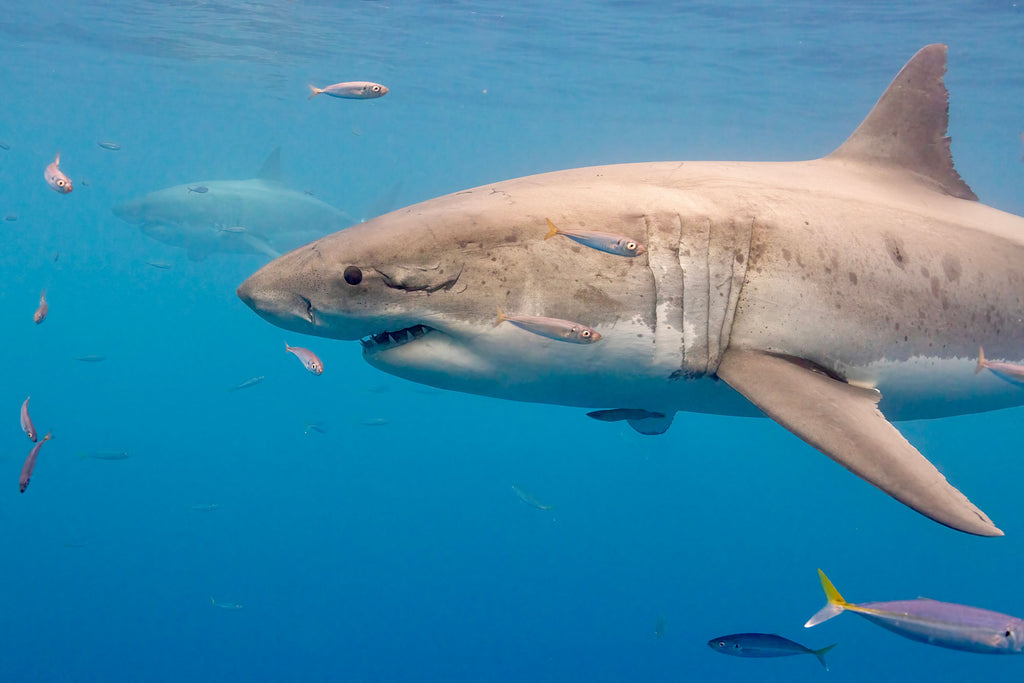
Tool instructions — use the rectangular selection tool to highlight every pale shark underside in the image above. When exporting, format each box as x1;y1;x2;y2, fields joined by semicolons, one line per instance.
238;45;1024;537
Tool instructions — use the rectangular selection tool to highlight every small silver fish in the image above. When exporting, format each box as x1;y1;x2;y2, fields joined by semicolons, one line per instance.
544;218;646;257
33;290;48;324
0;141;9;150
210;597;244;610
975;346;1024;387
21;396;36;442
97;141;121;151
74;355;106;362
218;226;249;234
4;214;17;222
190;503;220;511
20;432;52;492
188;185;209;194
496;308;601;344
308;81;389;100
146;261;173;270
285;342;324;375
708;633;836;669
44;153;72;194
806;569;1024;654
304;421;328;435
511;484;552;511
357;417;390;427
229;375;265;391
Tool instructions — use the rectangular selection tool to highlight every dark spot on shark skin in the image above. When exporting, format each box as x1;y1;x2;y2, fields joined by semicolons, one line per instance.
781;248;790;262
735;251;745;264
942;253;962;282
930;275;941;299
920;266;930;278
848;272;858;285
884;234;907;269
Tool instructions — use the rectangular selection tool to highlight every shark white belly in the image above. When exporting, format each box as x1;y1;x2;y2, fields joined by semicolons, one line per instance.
237;45;1024;537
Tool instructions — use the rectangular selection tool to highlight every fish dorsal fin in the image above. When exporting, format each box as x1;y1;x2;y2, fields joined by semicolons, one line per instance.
258;147;282;182
827;44;976;201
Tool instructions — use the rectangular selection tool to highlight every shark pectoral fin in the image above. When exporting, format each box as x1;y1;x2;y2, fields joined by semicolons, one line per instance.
716;348;1001;537
585;408;673;435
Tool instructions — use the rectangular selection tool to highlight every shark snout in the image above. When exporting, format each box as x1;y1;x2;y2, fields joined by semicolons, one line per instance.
237;271;315;334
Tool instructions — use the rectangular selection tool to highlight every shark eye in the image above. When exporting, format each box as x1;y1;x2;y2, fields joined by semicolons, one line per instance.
344;266;363;285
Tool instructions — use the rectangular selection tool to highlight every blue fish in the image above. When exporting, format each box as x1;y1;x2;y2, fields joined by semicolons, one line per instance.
708;633;835;669
805;569;1024;654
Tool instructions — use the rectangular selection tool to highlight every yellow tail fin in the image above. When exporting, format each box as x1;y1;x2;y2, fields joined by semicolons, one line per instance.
804;568;849;628
976;345;987;374
495;307;508;326
307;85;321;100
543;218;559;240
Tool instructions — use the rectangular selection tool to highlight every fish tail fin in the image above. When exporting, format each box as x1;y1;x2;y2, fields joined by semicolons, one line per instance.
284;340;291;352
42;432;52;442
307;85;321;100
55;152;60;165
495;307;507;326
210;596;215;605
804;569;849;628
976;345;987;374
812;643;838;671
543;218;559;240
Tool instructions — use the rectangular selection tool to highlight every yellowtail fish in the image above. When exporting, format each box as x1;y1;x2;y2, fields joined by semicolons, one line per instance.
97;141;121;151
210;597;244;610
511;484;552;510
496;308;601;343
33;289;48;324
543;218;646;257
805;569;1024;654
975;346;1024;387
44;153;72;193
20;396;36;442
307;81;388;100
228;375;264;391
708;633;836;670
285;342;324;375
19;432;52;492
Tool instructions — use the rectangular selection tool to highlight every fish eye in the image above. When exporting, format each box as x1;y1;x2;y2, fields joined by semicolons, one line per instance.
58;180;65;186
627;241;637;250
717;642;725;648
372;85;381;91
1006;630;1013;638
344;266;363;285
581;330;591;337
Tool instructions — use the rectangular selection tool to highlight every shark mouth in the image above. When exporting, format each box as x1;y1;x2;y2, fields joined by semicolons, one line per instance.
360;324;434;353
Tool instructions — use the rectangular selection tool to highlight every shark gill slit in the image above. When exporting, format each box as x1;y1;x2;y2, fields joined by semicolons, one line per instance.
642;213;686;380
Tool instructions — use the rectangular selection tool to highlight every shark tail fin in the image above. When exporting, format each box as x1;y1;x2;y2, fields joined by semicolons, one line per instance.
827;44;976;201
976;345;987;374
804;569;849;628
543;218;559;240
812;643;837;671
307;85;321;100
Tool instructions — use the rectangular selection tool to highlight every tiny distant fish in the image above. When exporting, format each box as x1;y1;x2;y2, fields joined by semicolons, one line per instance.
806;569;1024;654
708;633;836;670
97;141;121;151
975;346;1024;387
496;308;601;344
188;185;209;194
44;153;72;194
146;260;173;270
80;451;130;460
285;342;324;375
52;252;60;263
357;417;390;427
0;141;9;150
587;408;665;422
543;218;646;257
79;178;91;187
210;597;244;610
4;213;17;222
304;421;328;435
74;355;106;362
33;289;48;324
190;503;220;511
21;396;36;442
218;226;248;234
19;432;52;492
308;81;388;100
229;375;265;392
511;484;552;511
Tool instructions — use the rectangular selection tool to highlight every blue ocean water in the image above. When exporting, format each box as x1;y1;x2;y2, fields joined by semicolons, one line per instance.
2;1;1024;680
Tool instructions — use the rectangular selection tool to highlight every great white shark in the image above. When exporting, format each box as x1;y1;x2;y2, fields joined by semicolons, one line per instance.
112;148;353;260
237;45;1024;537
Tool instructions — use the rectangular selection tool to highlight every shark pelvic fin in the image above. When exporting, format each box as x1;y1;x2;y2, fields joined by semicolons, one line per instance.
716;348;1001;537
827;44;976;201
258;147;282;183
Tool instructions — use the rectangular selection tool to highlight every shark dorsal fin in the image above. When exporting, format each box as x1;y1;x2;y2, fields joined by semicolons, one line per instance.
258;147;282;182
827;44;976;201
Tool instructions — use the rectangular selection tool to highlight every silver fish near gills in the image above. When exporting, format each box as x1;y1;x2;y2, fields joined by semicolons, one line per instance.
496;308;601;344
20;397;36;442
19;432;52;492
238;45;1024;536
805;569;1024;654
708;633;836;670
307;81;388;100
544;218;646;257
44;153;72;194
285;342;323;375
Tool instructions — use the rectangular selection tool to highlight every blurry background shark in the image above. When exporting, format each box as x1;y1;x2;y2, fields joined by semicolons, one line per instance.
111;148;355;261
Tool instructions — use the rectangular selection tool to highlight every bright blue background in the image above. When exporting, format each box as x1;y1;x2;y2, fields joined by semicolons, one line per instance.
2;1;1023;681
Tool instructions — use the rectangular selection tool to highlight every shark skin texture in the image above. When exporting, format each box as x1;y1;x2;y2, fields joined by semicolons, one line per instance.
238;45;1024;537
